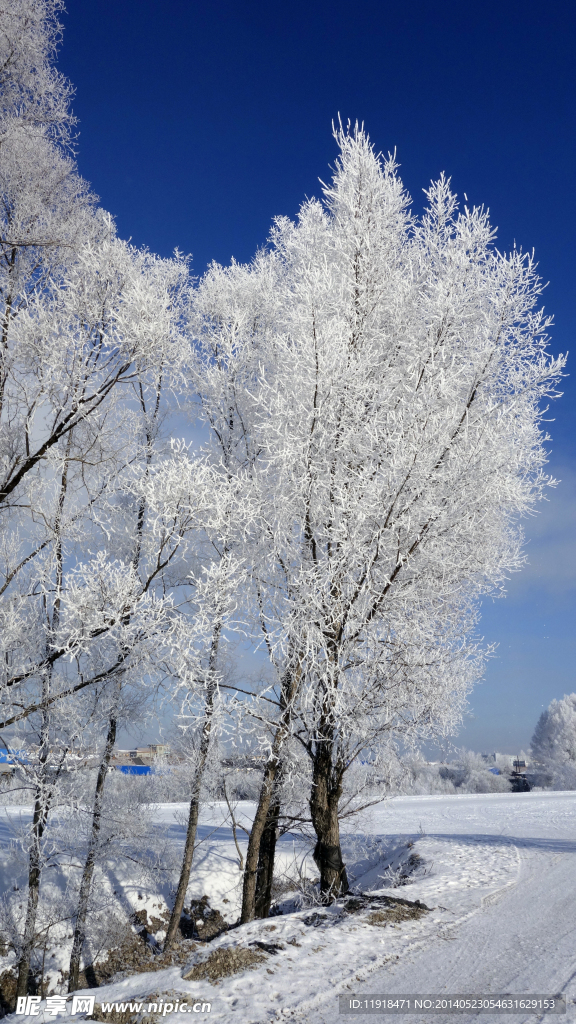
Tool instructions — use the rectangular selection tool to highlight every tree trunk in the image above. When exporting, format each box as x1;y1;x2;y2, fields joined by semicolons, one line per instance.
68;716;117;992
309;740;348;900
163;710;212;949
164;622;222;951
254;787;281;919
239;747;282;924
240;662;300;924
16;784;49;997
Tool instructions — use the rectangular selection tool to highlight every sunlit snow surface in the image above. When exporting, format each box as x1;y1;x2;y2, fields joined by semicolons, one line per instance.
2;791;576;1023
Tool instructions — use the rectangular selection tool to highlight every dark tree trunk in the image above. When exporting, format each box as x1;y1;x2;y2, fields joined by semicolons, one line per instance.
68;716;117;992
163;707;212;949
254;788;281;919
309;736;348;900
240;664;300;924
240;749;281;924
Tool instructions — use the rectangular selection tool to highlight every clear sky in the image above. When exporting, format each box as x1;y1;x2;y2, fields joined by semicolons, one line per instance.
58;0;575;754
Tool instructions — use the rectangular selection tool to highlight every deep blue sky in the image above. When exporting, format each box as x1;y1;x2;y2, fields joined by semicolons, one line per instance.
59;0;575;754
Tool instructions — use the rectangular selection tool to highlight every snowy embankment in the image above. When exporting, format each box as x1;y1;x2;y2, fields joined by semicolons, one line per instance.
1;792;576;1024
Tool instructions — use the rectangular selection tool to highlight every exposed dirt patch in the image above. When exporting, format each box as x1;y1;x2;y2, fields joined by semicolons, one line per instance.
180;897;227;942
302;911;328;927
367;905;426;925
250;940;284;954
345;893;429;913
0;967;17;1015
367;900;428;926
74;898;227;989
131;908;170;939
79;933;201;988
342;892;430;926
182;946;267;983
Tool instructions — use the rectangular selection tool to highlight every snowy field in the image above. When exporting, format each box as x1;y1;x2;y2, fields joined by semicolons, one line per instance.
2;790;576;1024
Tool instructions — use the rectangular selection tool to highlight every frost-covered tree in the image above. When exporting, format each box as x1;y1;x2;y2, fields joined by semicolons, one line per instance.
0;0;229;991
0;0;76;140
4;232;196;992
0;0;193;740
191;123;564;910
532;694;576;765
0;0;96;416
0;0;258;978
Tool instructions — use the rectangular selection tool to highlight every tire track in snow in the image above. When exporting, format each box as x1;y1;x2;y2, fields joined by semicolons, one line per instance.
481;843;521;908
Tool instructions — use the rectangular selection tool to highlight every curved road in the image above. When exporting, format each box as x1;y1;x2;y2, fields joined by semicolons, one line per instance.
308;792;576;1024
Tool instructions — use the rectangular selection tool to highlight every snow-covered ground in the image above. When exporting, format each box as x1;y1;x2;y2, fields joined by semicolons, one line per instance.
2;790;576;1024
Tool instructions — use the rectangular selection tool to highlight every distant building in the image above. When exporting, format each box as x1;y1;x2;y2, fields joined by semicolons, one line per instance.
111;744;171;772
149;743;169;757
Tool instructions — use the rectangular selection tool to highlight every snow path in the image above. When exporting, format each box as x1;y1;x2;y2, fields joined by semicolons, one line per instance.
307;791;576;1024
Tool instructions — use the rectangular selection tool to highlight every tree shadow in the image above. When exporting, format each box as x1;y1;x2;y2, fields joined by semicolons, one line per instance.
383;832;576;854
